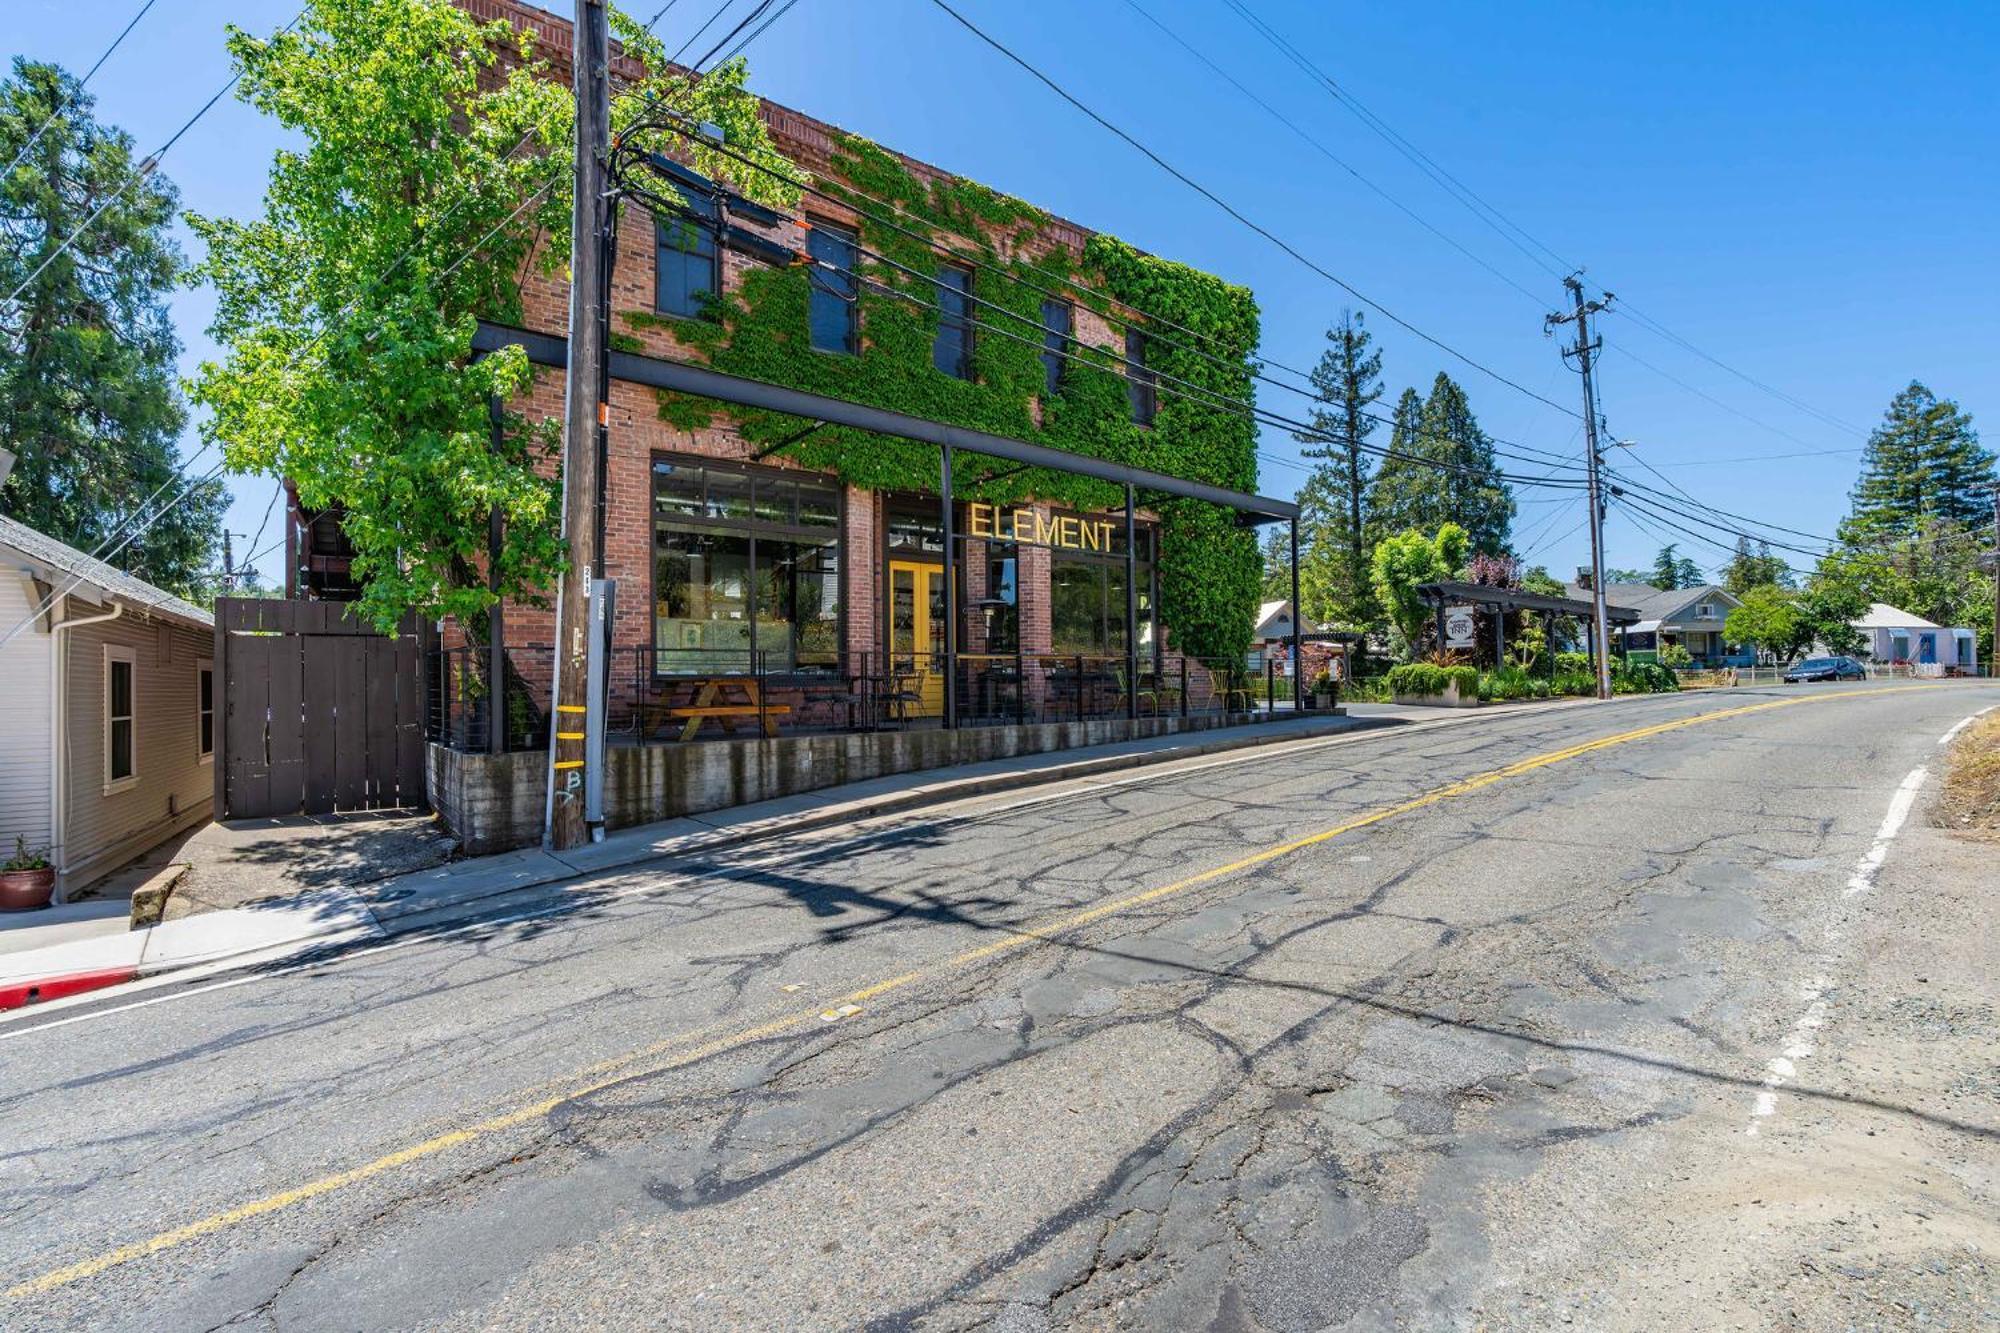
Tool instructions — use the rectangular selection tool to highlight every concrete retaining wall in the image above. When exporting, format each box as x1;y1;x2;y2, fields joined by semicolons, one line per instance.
430;714;1252;855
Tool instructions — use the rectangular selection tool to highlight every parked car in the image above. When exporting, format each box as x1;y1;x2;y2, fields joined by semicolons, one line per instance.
1783;656;1865;683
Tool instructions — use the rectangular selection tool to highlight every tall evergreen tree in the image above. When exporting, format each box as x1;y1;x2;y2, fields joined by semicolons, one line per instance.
1721;536;1793;593
1842;381;1993;539
1415;372;1514;556
0;59;223;595
1363;386;1432;540
1651;544;1683;590
1292;310;1382;626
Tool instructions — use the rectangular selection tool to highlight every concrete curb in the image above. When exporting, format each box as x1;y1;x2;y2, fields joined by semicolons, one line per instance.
0;711;1381;1013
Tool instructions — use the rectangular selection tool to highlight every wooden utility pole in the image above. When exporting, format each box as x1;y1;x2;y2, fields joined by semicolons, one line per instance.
1547;276;1614;700
545;0;611;851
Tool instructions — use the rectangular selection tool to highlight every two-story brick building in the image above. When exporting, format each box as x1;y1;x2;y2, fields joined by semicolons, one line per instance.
338;0;1306;837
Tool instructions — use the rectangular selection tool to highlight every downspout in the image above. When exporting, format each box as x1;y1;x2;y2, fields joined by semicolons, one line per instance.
48;599;124;903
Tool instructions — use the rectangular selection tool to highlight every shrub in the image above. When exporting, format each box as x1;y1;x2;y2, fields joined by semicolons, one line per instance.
1554;651;1592;675
1386;663;1479;698
1658;643;1694;669
1344;675;1393;703
1613;661;1680;694
1552;670;1597;696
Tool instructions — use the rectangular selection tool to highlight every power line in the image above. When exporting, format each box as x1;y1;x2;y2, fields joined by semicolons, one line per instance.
629;147;1596;494
1217;0;1574;281
1215;1;1873;453
1603;341;1850;455
3;9;306;308
655;120;1591;482
1115;0;1548;311
922;0;1582;421
690;0;779;72
1;0;161;180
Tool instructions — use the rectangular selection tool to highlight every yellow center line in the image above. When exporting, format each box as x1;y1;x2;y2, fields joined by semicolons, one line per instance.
5;685;1945;1299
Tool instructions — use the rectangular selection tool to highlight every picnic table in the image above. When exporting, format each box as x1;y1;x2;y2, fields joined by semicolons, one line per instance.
642;676;791;741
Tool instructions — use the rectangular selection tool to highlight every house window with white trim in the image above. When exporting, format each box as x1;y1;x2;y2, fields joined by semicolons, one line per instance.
1694;602;1716;620
105;646;136;790
198;660;214;762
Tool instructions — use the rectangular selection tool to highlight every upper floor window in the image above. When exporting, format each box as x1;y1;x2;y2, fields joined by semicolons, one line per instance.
932;264;974;379
1125;328;1157;426
1694;602;1717;620
655;190;720;319
1040;299;1071;397
806;220;859;354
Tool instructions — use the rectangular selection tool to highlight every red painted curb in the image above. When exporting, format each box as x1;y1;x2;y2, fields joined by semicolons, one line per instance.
0;967;140;1012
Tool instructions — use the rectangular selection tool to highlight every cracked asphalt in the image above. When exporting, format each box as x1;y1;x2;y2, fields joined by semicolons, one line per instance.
2;681;1996;1331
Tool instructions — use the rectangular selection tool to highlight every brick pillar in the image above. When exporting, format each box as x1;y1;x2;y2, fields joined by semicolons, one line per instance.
842;487;877;674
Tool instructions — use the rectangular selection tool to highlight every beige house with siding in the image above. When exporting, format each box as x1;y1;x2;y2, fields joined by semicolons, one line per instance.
0;515;214;901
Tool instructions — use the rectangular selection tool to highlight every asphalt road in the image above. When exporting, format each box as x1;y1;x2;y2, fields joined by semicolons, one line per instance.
2;681;1995;1331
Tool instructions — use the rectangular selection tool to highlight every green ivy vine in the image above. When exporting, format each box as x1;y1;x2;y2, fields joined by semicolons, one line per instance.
626;131;1263;661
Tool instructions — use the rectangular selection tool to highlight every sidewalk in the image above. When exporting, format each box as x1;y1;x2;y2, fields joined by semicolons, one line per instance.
0;694;1623;1015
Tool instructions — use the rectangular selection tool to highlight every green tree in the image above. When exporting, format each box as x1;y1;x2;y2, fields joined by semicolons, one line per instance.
189;0;797;630
1363;386;1429;541
1292;310;1380;625
1723;584;1806;662
1721;536;1792;594
1796;576;1870;658
1417;373;1513;556
1842;381;1993;540
1258;525;1290;601
1364;375;1513;556
1370;522;1469;658
0;59;224;595
1650;544;1705;590
1651;544;1682;589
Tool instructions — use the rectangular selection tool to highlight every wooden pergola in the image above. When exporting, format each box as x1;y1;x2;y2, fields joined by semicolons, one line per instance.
1416;581;1642;667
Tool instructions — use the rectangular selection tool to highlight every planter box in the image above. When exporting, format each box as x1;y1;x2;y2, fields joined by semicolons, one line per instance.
1392;680;1479;709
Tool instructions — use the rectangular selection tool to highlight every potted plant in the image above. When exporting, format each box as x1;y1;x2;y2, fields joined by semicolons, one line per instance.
1;836;55;912
1308;669;1335;708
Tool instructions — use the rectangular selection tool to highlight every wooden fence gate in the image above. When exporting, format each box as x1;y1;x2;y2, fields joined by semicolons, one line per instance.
214;599;429;819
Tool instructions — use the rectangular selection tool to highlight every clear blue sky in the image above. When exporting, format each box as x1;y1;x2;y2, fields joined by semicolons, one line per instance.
10;0;1997;589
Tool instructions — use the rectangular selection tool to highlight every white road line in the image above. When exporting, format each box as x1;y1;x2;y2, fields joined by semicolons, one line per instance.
1843;765;1927;898
1743;703;1986;1135
1937;702;1997;747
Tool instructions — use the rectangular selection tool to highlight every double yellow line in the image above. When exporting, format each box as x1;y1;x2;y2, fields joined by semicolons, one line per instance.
7;685;1941;1299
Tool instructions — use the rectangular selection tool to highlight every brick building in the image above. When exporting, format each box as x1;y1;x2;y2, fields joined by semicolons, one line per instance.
397;0;1287;744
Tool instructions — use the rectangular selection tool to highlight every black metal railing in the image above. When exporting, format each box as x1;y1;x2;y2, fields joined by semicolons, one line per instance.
428;642;1303;752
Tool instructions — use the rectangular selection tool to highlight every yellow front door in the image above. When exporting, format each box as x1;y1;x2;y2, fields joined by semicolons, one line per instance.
889;560;946;717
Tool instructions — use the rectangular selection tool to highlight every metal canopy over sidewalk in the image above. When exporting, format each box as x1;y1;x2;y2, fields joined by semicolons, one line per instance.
475;320;1310;727
473;322;1299;522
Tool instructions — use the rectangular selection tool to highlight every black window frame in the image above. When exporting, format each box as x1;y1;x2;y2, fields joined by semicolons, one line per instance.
806;218;860;355
653;188;721;320
651;454;845;678
1039;298;1071;398
1125;328;1157;426
932;263;975;380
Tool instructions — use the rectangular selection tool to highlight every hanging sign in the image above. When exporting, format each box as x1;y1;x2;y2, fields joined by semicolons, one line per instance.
1444;605;1477;648
965;502;1116;553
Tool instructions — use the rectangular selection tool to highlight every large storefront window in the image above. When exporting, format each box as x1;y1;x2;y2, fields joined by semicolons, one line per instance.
1046;516;1155;661
654;458;840;674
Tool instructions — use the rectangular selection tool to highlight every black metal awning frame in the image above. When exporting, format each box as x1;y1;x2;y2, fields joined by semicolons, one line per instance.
475;321;1311;725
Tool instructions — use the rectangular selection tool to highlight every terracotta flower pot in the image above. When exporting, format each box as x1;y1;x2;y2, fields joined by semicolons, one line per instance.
0;867;55;912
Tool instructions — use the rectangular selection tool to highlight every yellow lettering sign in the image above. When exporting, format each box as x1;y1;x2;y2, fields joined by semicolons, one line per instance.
960;505;1126;552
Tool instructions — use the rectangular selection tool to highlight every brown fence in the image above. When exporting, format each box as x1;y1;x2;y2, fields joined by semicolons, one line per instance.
214;599;429;819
